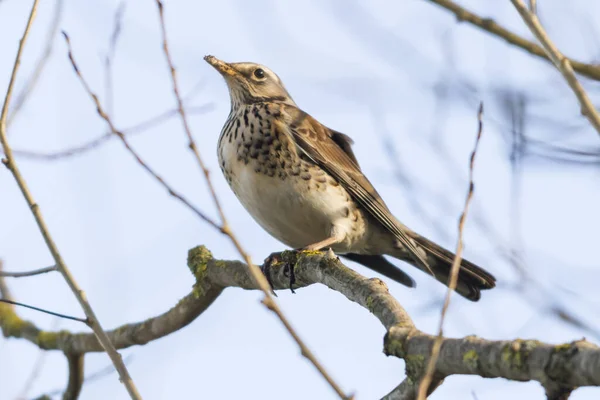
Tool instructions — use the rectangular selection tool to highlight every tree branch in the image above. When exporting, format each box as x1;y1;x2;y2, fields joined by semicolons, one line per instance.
9;104;213;161
423;0;600;82
510;0;600;137
7;0;64;127
2;247;598;398
384;329;596;398
63;31;221;230
63;354;84;400
0;298;86;323
0;265;56;277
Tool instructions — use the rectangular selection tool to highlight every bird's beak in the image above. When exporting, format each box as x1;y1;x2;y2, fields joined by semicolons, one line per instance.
204;55;238;78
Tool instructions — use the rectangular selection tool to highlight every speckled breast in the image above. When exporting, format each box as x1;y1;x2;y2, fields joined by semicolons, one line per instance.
216;103;367;251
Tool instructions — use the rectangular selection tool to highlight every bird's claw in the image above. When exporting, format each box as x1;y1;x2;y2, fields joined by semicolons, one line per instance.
284;261;296;294
262;251;296;294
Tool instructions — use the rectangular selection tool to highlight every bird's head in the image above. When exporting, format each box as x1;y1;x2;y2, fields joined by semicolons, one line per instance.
204;55;295;108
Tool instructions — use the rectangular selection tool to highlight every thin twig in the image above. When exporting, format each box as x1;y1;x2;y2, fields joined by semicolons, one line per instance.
64;32;220;231
105;2;125;118
153;2;351;398
155;0;227;226
423;0;600;81
10;103;213;161
0;298;87;323
510;0;600;138
0;265;56;277
418;103;484;399
16;318;60;400
7;0;64;127
0;3;141;399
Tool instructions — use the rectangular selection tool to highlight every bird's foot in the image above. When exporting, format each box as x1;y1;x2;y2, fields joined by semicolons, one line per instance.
284;259;296;294
263;248;331;294
263;251;298;294
263;251;298;295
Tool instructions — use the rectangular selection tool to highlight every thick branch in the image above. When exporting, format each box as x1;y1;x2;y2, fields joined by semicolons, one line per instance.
63;354;84;400
2;247;598;399
384;329;597;397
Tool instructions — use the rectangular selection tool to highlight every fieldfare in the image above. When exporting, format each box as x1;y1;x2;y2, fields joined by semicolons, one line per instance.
205;55;496;301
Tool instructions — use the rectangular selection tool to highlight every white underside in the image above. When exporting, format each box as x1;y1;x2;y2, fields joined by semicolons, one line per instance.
220;143;365;251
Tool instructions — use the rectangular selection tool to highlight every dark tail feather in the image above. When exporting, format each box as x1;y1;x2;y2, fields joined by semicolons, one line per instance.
407;235;496;301
341;254;415;288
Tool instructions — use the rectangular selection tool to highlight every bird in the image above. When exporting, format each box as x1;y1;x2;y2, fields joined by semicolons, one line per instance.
205;55;496;301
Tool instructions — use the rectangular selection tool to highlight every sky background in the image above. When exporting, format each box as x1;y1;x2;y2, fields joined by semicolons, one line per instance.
1;0;600;399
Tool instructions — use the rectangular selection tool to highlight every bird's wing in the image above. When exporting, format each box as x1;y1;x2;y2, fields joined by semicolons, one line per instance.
276;105;430;270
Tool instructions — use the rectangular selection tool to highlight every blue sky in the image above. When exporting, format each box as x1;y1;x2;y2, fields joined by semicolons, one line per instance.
1;0;599;399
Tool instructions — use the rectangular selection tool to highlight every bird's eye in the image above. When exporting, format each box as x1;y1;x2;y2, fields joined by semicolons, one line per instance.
253;68;265;79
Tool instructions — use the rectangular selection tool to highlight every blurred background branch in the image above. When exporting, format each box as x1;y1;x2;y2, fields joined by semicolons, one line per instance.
6;0;64;129
425;0;600;81
511;0;600;136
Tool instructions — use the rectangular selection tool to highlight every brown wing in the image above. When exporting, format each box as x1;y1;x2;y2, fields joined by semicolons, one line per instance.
329;129;360;166
276;105;430;270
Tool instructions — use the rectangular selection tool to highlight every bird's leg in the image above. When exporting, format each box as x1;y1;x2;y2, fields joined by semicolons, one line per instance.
301;236;340;251
301;227;345;251
287;228;344;291
263;229;346;294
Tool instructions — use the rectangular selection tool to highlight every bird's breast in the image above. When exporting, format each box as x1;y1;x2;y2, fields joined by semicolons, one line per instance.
217;108;366;250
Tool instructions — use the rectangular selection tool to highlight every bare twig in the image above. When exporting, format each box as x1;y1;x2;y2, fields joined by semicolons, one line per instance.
7;0;64;127
9;103;212;161
153;2;351;398
16;318;60;400
17;349;50;399
423;0;600;81
105;2;125;117
10;103;212;161
418;103;484;399
64;32;220;231
0;298;86;323
510;0;600;138
0;3;141;399
154;0;227;226
0;265;56;277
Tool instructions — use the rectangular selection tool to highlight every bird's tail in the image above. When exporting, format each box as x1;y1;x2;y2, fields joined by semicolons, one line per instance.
391;234;496;301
